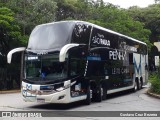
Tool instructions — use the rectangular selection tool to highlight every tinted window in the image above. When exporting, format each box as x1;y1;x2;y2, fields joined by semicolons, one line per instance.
69;47;87;77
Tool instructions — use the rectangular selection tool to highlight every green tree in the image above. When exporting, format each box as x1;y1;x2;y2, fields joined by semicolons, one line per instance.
55;0;92;20
128;4;160;43
0;7;21;66
88;4;151;48
32;0;57;23
5;0;57;36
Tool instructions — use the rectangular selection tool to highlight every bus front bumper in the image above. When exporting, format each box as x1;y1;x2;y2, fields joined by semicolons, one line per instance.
21;81;71;104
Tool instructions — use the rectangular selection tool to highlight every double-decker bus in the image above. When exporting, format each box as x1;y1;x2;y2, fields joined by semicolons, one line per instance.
7;21;148;105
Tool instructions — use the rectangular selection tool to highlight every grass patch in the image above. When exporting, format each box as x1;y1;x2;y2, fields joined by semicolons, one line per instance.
149;72;160;94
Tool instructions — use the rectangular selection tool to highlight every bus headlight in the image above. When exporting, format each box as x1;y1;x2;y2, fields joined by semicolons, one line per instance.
56;80;76;92
56;84;70;91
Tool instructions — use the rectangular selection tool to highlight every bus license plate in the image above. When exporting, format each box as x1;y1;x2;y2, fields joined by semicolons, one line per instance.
37;98;45;103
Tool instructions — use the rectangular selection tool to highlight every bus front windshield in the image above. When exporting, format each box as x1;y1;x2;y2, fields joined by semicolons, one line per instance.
24;53;67;81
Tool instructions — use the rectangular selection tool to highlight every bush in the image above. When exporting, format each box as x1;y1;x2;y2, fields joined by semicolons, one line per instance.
149;72;160;94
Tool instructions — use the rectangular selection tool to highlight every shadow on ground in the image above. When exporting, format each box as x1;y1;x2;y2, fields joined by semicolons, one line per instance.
29;88;144;110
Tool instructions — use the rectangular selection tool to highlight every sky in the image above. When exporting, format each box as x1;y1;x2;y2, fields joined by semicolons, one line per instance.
103;0;155;8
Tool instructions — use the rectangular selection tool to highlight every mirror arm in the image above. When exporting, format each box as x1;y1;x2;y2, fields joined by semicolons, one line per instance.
7;47;26;64
59;44;79;62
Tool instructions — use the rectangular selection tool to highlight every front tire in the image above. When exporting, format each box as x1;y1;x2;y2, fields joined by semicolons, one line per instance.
95;85;102;102
139;79;143;89
84;86;91;105
102;86;107;100
132;79;139;92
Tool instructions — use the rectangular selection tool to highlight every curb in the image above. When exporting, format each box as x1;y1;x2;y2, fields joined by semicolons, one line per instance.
0;89;20;94
147;89;160;99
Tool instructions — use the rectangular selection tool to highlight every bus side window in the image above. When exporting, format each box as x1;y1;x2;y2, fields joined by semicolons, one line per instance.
70;59;86;76
69;47;87;77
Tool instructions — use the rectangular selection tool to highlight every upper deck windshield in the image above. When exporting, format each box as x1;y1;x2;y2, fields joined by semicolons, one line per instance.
24;53;67;81
27;22;75;53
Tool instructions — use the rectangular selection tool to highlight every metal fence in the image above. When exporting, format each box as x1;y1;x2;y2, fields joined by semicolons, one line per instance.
0;68;20;90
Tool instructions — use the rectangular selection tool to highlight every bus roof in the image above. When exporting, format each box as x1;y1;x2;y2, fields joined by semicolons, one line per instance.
90;22;146;45
27;20;146;53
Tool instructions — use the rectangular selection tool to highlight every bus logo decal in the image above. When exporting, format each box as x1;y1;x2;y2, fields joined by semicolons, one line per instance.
22;84;36;97
92;33;110;46
26;84;32;90
133;55;142;76
109;50;126;60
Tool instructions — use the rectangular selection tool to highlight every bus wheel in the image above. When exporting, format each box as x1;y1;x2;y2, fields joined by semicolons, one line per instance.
133;79;139;92
84;86;91;105
96;85;102;102
139;79;143;89
102;87;107;100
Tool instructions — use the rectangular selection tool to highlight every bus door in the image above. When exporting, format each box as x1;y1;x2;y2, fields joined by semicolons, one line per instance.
68;46;88;97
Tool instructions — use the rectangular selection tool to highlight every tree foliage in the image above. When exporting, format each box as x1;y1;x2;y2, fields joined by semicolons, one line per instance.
0;7;22;66
87;3;151;47
0;7;21;55
2;0;57;36
55;0;91;20
127;4;160;43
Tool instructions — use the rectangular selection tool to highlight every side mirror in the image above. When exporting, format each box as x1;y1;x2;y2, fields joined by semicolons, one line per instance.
59;44;79;62
7;47;26;64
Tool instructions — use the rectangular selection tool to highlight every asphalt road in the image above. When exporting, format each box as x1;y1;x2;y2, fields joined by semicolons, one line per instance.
0;86;160;120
